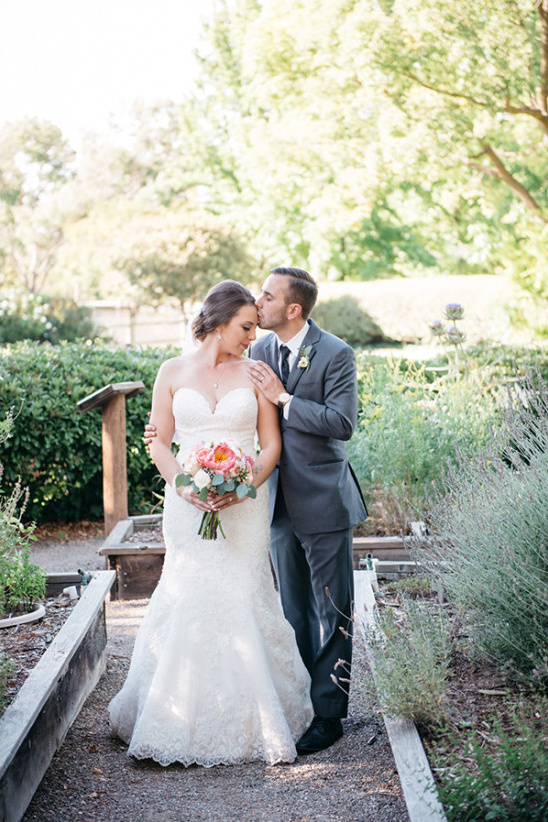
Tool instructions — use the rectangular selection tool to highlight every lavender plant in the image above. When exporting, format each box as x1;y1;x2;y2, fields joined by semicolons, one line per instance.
362;593;451;727
415;371;548;686
437;697;548;822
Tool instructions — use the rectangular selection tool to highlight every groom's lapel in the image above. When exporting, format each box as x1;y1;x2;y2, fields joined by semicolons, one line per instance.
264;333;281;377
287;321;321;394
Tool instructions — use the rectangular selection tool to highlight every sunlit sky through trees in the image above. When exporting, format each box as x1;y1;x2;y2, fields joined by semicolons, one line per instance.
0;0;212;147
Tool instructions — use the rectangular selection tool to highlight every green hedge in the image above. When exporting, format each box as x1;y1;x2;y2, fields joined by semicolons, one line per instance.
0;295;98;344
0;341;178;523
311;295;389;345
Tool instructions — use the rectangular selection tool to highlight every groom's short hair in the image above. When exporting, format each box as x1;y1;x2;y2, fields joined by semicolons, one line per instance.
270;266;318;319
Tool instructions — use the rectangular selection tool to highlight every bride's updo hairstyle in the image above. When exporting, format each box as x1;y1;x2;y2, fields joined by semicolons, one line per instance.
191;280;257;342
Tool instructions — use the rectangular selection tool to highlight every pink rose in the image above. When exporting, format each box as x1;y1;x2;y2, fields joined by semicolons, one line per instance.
203;442;238;474
184;443;212;474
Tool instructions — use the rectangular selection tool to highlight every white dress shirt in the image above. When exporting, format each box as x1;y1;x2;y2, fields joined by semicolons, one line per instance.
276;321;310;417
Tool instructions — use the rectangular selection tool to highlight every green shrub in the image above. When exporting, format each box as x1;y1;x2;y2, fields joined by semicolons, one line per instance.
0;341;177;522
416;370;548;685
437;697;548;822
0;651;16;714
0;410;46;617
362;593;451;727
0;550;46;617
312;295;388;345
0;294;98;344
349;355;502;533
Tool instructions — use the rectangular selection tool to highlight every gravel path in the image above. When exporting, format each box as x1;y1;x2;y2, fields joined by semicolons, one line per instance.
22;537;408;822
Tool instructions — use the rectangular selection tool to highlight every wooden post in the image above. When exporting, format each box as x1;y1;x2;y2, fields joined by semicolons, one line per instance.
77;382;146;536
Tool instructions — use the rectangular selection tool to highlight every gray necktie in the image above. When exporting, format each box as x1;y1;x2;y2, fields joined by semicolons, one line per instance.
279;345;290;387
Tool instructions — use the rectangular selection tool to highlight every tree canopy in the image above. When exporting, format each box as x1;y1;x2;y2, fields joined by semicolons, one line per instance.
1;0;546;303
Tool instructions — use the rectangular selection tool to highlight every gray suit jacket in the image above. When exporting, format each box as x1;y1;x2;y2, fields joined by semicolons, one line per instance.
249;320;367;534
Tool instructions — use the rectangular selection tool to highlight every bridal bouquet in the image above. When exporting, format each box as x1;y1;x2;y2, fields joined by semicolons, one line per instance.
175;439;256;540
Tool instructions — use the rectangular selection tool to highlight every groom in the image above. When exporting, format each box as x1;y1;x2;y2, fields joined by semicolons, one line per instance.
247;266;367;754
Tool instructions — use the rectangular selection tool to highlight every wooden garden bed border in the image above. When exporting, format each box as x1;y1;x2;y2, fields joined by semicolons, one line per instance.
354;571;447;822
0;570;116;822
99;514;420;598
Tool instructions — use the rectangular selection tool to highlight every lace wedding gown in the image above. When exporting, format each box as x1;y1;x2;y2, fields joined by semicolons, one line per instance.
109;387;313;767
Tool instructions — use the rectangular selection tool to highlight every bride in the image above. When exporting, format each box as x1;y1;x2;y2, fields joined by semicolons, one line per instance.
109;280;313;767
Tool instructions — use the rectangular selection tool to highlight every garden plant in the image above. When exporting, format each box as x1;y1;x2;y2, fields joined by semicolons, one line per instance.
361;367;548;821
0;409;45;619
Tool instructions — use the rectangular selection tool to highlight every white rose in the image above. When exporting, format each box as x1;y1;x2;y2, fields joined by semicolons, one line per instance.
183;454;200;474
298;356;308;368
193;469;211;490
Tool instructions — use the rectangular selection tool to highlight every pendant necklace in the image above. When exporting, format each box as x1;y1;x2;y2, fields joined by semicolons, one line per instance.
213;359;228;389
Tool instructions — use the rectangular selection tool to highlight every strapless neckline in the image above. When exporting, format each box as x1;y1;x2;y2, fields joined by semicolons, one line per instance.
173;385;256;415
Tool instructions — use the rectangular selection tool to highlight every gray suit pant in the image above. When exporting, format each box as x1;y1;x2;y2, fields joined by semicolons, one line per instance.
270;486;354;718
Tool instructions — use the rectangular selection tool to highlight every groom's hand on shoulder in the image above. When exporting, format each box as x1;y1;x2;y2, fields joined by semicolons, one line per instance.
248;361;284;406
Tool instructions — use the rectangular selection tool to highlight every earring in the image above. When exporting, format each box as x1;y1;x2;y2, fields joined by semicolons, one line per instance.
217;331;221;340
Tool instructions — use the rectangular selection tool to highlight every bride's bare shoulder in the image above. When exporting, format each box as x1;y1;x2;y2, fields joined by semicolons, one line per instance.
156;354;193;381
238;357;254;373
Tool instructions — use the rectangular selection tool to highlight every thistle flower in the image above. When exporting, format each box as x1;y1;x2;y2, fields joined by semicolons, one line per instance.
429;320;446;337
446;325;466;345
444;303;464;321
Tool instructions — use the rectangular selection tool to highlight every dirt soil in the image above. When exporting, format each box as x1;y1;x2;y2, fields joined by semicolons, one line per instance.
18;524;408;822
1;594;77;716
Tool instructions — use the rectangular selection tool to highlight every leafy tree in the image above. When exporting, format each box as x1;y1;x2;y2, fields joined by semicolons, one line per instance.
370;0;548;225
113;208;256;310
184;0;548;281
0;118;80;293
362;0;548;286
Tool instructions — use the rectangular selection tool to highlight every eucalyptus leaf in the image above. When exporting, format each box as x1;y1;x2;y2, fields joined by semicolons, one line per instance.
236;484;248;499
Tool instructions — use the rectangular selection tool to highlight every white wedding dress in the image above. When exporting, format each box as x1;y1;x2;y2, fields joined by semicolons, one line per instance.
109;387;313;767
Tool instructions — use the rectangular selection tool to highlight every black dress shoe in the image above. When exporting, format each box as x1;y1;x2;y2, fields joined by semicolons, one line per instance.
296;716;343;755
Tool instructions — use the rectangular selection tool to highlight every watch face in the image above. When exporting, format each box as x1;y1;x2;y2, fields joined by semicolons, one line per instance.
279;392;291;404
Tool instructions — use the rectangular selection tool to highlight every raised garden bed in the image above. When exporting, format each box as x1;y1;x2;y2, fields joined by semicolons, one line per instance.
0;570;115;822
354;571;447;822
1;595;78;716
100;514;418;599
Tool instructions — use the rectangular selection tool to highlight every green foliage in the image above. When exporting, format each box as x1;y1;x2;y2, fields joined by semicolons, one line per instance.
0;550;46;618
382;575;432;598
0;341;176;522
0;118;75;207
113;209;256;308
0;118;79;294
437;698;548;822
417;370;548;685
4;3;548;301
349;354;501;533
0;651;16;714
0;410;46;617
311;296;388;346
0;294;97;344
363;593;451;727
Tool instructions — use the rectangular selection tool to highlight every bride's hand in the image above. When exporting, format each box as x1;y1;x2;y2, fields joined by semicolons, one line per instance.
178;485;214;511
210;491;245;512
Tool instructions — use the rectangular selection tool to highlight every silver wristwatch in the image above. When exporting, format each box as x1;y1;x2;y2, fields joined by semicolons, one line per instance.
277;392;291;410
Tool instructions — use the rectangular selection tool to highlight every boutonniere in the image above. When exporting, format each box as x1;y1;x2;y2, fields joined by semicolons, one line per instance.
297;345;313;372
